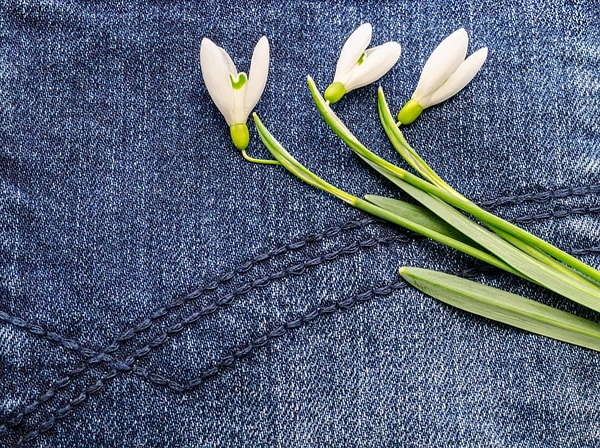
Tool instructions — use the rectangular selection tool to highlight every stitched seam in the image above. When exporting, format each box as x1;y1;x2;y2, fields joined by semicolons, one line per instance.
3;200;599;364
136;263;502;391
479;184;600;208
0;216;376;435
513;206;600;224
14;232;413;445
17;241;600;445
0;311;101;360
4;182;600;440
131;280;411;392
134;264;498;392
571;247;600;256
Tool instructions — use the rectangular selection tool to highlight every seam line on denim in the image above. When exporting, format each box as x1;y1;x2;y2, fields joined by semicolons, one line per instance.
135;263;501;392
513;205;600;224
15;232;412;445
0;311;101;360
6;204;600;439
6;184;600;441
479;184;600;208
131;280;410;392
0;216;376;436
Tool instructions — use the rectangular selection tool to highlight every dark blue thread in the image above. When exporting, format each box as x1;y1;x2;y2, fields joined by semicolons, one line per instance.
513;206;600;224
16;233;411;445
571;247;600;256
0;217;377;436
6;187;600;441
479;184;600;208
131;280;410;393
0;311;101;360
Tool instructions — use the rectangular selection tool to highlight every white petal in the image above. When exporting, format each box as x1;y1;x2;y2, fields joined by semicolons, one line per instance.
412;28;469;102
425;47;488;107
232;78;248;124
244;36;270;116
200;38;236;125
219;47;237;76
333;23;372;82
341;41;401;91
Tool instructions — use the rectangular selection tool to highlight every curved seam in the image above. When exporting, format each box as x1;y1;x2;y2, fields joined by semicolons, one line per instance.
4;183;600;441
132;279;411;392
3;203;599;364
0;216;376;435
14;232;414;445
4;201;600;363
135;263;499;392
0;311;101;361
5;206;595;435
17;239;600;445
479;184;600;208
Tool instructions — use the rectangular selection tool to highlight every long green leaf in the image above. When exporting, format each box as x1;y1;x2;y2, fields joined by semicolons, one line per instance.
374;86;600;284
366;158;600;313
378;86;597;286
364;195;483;248
308;75;600;284
400;267;600;352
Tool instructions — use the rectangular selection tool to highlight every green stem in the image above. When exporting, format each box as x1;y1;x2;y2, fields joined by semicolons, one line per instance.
241;149;281;165
252;112;520;277
307;76;600;284
377;86;597;287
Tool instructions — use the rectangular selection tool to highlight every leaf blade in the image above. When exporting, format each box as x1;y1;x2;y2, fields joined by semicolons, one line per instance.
365;158;600;313
400;267;600;352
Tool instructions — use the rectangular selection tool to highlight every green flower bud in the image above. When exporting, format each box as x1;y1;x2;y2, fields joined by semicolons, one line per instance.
230;123;249;150
397;99;423;125
324;82;346;104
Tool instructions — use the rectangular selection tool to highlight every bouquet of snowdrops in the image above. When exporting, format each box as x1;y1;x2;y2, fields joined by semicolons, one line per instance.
200;24;600;352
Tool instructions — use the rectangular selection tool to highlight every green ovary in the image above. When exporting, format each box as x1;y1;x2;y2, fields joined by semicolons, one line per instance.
230;123;249;150
397;99;424;125
324;82;346;104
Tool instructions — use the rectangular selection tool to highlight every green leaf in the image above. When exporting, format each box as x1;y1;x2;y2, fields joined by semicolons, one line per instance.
364;195;482;248
366;158;600;313
377;86;598;285
400;267;600;352
307;76;600;284
374;85;600;284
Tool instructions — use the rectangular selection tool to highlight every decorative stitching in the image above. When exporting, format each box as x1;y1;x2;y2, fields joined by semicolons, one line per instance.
0;216;377;435
132;264;498;393
479;184;600;208
15;233;412;445
513;206;600;224
571;247;600;256
131;280;410;392
4;182;600;442
0;311;100;360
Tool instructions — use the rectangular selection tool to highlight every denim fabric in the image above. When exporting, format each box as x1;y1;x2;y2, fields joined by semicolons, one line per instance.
1;0;599;446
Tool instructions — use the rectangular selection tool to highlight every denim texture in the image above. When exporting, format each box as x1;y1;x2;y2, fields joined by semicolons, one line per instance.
0;0;599;446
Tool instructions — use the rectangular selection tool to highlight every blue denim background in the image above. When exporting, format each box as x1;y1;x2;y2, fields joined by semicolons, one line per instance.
1;0;599;446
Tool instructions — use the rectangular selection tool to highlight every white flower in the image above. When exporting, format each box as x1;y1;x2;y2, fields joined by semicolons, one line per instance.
200;36;270;150
324;23;401;104
398;28;488;125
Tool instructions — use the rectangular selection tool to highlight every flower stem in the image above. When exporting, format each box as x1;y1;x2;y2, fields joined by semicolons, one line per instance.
241;149;281;165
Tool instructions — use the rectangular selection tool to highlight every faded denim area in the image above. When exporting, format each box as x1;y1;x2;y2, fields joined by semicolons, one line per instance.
0;0;599;446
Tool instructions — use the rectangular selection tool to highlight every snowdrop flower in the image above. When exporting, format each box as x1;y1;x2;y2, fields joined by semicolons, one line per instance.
200;36;270;155
324;23;401;104
397;28;488;125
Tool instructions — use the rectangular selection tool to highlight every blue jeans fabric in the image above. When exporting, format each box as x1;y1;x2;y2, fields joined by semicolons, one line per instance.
1;0;599;446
